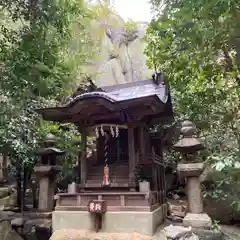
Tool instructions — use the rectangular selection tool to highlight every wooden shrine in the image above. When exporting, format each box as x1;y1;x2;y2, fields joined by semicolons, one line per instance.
37;73;173;235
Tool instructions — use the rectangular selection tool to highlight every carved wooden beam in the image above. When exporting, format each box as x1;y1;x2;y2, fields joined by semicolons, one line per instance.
96;99;116;111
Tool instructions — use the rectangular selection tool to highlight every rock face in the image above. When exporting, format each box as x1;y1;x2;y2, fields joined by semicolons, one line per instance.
50;229;152;240
78;9;153;88
95;22;153;88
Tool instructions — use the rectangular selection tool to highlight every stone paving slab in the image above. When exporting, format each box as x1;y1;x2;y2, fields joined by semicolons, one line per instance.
220;225;240;240
153;221;225;240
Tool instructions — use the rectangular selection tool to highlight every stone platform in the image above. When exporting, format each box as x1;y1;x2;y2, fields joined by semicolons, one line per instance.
52;205;166;236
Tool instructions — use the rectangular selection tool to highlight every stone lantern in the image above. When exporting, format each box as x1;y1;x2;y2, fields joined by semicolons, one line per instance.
173;121;212;228
34;133;64;211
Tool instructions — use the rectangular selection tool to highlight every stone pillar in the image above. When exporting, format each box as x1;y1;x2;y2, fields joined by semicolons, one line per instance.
178;163;204;213
187;176;203;213
174;121;212;228
35;166;62;211
39;176;50;210
36;168;53;210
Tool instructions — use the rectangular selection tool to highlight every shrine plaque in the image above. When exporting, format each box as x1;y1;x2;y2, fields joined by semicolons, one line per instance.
88;200;106;213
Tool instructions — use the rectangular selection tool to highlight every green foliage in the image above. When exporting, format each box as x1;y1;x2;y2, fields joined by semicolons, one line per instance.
0;0;93;100
135;165;151;183
124;20;137;33
38;121;80;184
0;0;99;203
210;220;221;232
37;121;80;167
146;0;240;205
203;153;240;212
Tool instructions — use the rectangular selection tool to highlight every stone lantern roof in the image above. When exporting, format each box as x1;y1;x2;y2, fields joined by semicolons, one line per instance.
36;134;65;157
43;133;57;147
173;120;204;153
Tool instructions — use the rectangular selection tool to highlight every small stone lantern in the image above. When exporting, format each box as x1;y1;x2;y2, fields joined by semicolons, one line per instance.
34;133;64;211
173;121;212;228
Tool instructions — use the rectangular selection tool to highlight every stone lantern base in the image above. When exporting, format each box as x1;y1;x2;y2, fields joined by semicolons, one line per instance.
178;163;212;228
34;165;62;211
173;121;212;229
183;213;212;228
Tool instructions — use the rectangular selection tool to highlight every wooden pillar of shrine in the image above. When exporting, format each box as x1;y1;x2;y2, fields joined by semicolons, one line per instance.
138;125;146;159
151;147;158;192
80;132;87;185
128;126;136;190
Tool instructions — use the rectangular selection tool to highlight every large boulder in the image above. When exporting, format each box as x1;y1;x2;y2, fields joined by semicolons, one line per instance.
25;219;52;240
0;220;23;240
0;188;9;199
93;24;154;87
127;38;153;82
0;188;17;210
75;7;154;89
96;58;126;87
50;229;152;240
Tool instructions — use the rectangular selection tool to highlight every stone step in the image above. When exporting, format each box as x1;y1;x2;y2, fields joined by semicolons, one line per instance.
88;170;128;175
88;171;128;176
87;176;128;180
86;179;128;184
89;169;128;172
89;166;129;171
83;182;132;188
87;177;128;181
90;164;128;168
87;176;127;180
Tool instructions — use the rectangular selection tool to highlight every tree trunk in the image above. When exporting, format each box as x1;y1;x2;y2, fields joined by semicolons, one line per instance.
235;37;240;73
16;168;22;208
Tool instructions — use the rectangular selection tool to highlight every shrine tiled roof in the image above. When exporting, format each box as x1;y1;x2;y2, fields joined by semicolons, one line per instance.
36;75;173;125
64;80;169;107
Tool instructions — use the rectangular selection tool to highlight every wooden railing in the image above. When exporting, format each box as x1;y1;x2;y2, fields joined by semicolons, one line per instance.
153;154;166;167
138;152;167;205
139;153;166;167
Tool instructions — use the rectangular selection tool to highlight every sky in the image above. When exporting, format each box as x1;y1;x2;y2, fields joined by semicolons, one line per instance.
112;0;153;22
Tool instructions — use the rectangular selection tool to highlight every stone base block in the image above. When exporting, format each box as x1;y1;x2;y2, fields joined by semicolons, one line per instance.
183;213;212;228
52;205;166;236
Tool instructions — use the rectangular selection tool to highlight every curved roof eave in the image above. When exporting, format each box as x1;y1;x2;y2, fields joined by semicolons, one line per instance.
36;79;172;123
63;91;117;108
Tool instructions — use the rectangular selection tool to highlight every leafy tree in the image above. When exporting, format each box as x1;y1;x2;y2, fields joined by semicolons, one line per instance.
0;0;95;208
146;0;240;210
